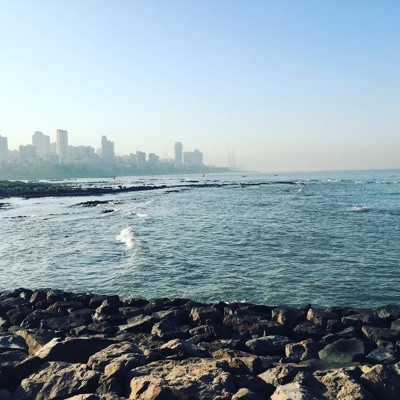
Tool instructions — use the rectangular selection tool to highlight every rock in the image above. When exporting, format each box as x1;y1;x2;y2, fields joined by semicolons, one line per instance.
366;346;400;365
34;337;116;364
321;326;361;344
362;326;400;344
0;334;28;353
88;341;146;371
285;339;323;361
119;315;156;334
318;338;373;363
159;338;208;359
292;321;326;341
246;336;294;356
376;305;400;322
0;350;27;367
390;318;400;331
13;361;100;400
151;319;190;340
231;388;264;400
306;308;340;328
258;364;308;387
40;315;88;331
342;313;384;328
223;314;272;336
20;310;61;329
271;306;306;330
190;306;223;325
127;358;236;399
360;364;400;400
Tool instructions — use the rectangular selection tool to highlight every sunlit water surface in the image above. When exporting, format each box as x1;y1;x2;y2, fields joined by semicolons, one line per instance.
1;170;399;308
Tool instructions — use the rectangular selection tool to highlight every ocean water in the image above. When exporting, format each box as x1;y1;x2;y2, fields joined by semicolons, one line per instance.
1;170;399;308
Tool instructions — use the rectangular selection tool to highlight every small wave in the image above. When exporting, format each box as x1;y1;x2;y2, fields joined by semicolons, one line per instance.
116;227;136;249
137;213;148;218
347;206;370;213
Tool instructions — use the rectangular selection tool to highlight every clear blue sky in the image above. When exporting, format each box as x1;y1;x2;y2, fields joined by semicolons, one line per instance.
1;0;399;171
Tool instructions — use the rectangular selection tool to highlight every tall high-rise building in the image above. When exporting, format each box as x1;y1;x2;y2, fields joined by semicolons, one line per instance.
19;145;37;163
174;142;183;167
32;131;50;157
0;135;8;164
56;130;69;164
101;136;115;163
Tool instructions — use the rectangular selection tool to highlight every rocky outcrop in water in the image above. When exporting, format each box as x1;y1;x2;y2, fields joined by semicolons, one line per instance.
0;289;400;399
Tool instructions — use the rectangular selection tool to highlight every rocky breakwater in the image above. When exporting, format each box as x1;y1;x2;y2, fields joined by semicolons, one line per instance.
0;289;400;399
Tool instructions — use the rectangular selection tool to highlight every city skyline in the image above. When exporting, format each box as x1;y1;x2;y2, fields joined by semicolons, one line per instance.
1;1;399;172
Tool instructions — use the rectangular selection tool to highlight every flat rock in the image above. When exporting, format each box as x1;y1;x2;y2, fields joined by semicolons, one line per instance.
318;338;373;363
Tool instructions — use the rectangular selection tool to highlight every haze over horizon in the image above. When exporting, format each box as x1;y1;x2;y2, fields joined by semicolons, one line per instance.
1;1;399;172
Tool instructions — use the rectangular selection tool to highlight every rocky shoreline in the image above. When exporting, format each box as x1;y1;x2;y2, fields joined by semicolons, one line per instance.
0;289;399;399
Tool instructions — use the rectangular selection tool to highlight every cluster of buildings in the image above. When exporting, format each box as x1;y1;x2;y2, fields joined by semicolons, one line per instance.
0;131;204;170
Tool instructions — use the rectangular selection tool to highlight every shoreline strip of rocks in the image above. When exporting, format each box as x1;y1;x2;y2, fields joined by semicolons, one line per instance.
1;288;400;399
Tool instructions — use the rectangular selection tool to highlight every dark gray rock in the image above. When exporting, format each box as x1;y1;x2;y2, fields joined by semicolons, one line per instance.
366;346;400;365
318;338;373;363
292;321;326;341
362;325;400;344
151;319;190;340
246;336;294;356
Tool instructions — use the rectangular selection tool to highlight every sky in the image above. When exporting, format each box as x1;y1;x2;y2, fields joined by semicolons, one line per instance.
0;0;399;172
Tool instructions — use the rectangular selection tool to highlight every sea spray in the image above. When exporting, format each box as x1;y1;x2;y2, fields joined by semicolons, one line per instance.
116;227;136;249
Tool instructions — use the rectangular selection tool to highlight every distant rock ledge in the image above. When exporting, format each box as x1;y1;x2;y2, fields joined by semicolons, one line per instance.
1;288;399;399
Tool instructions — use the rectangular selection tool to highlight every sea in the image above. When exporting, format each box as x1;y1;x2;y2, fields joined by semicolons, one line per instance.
1;169;399;309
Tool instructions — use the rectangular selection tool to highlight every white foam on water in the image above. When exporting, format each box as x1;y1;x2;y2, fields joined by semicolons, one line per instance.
347;206;370;213
137;212;148;218
116;227;136;249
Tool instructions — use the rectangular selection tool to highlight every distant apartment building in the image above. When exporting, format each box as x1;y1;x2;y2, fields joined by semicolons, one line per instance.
148;153;159;169
32;131;50;158
0;135;8;164
174;142;183;167
184;149;203;167
56;130;69;164
136;151;146;169
68;145;96;163
19;144;37;164
101;136;115;163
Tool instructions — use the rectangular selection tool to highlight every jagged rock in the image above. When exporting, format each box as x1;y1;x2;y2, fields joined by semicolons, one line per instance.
96;377;124;398
360;364;400;400
151;319;190;340
158;338;208;359
0;350;27;367
34;337;116;364
292;321;326;341
206;319;238;339
95;297;123;314
119;315;156;333
361;326;400;343
6;308;31;325
153;308;190;324
190;306;223;325
88;341;146;371
306;308;340;328
13;361;100;400
285;339;323;361
212;349;260;375
28;290;47;305
321;326;361;344
231;388;264;400
246;336;294;356
342;313;384;328
258;364;308;387
271;306;306;330
223;314;272;336
233;374;275;397
376;305;400;322
40;315;88;331
366;346;400;365
318;338;373;363
127;358;236;399
47;300;85;313
0;334;28;353
390;318;400;331
20;310;61;329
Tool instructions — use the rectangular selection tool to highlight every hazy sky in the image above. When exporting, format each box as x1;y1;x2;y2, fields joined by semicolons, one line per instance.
1;1;399;171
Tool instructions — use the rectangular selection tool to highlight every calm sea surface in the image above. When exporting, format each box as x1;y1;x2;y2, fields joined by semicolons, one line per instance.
1;170;399;308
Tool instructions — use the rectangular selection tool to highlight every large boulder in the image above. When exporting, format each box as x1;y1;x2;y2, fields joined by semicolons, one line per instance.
127;358;236;399
246;336;294;356
12;361;100;400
